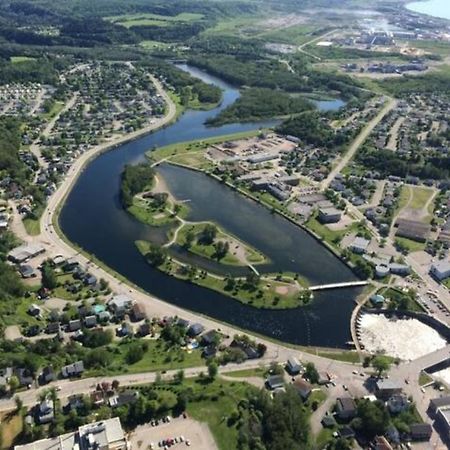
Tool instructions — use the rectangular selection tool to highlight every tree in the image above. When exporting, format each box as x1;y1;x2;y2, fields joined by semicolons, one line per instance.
199;224;217;245
41;261;57;290
372;355;391;377
353;399;390;438
207;361;218;380
126;343;145;364
183;230;195;249
145;244;167;267
8;376;19;393
305;362;319;384
214;241;229;260
245;271;260;291
14;395;23;413
174;369;185;384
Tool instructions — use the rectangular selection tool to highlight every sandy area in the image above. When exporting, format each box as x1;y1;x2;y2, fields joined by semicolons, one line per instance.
129;417;218;450
358;313;446;361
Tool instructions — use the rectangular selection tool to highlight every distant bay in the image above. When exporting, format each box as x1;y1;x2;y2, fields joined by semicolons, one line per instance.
407;0;450;21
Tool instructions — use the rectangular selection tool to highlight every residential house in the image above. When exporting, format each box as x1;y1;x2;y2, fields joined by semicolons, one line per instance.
0;367;13;386
266;375;285;390
46;322;60;334
336;397;357;420
130;303;146;322
430;261;450;281
109;390;139;408
68;319;82;332
188;323;205;337
40;366;55;384
37;398;54;424
16;368;33;386
137;322;151;337
293;379;312;400
286;356;303;375
61;361;84;378
373;436;393;450
84;315;97;328
201;330;220;346
28;304;41;317
108;294;132;317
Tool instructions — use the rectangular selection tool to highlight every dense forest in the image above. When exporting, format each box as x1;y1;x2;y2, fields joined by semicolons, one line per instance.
141;59;222;105
207;87;314;125
120;162;155;208
278;111;350;148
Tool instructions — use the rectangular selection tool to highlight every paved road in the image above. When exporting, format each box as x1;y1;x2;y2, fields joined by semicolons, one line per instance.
321;97;397;190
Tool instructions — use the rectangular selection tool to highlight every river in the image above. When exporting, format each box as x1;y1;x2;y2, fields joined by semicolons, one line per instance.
407;0;450;20
59;65;360;348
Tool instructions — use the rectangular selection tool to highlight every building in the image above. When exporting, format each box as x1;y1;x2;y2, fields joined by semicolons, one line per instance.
61;361;84;378
108;294;132;315
130;303;146;322
266;375;285;390
286;357;303;375
318;207;342;224
349;237;370;254
373;436;393;450
430;261;450;281
84;315;97;328
429;396;450;414
8;243;45;263
409;423;432;441
37;398;54;424
395;218;430;242
187;323;205;337
370;294;385;306
387;394;409;414
336;397;357;420
293;379;312;400
436;404;450;438
375;379;403;399
14;417;128;450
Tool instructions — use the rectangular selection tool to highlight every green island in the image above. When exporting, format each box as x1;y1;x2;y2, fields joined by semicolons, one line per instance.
136;239;311;309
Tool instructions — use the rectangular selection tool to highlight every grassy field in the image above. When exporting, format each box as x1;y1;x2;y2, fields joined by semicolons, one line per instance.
42;100;65;120
0;411;23;449
395;236;426;253
317;350;360;363
185;378;255;450
106;12;204;28
10;56;36;64
175;222;267;267
128;199;179;227
23;217;40;236
225;367;266;378
409;186;435;211
402;39;450;58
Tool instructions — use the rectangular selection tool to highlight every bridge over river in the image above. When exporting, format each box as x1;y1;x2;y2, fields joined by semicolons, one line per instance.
309;281;369;291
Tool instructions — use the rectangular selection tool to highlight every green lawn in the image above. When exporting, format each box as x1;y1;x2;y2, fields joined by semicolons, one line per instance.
317;350;360;363
225;367;266;378
86;340;205;377
10;56;36;64
409;186;435;211
185;378;256;450
23;217;40;236
395;236;426;253
128;200;178;227
419;371;433;386
175;222;267;267
106;12;204;28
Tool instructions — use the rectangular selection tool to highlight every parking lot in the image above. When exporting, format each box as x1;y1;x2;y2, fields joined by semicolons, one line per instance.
129;416;218;450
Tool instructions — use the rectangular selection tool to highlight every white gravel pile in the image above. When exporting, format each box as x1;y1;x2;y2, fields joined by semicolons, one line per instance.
358;313;446;361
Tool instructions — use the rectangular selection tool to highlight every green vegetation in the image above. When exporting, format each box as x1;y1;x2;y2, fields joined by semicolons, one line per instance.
120;162;155;208
136;240;309;309
378;286;424;313
106;12;204;28
175;222;267;266
207;87;314;125
394;237;426;253
419;371;433;386
22;217;41;236
317;350;360;363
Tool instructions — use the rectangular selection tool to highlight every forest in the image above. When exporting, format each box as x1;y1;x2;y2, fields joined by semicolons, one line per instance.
207;87;314;125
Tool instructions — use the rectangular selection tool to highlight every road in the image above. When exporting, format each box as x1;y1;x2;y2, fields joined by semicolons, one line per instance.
321;97;398;190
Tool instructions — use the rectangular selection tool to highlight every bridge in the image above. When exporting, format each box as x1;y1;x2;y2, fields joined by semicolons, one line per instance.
309;281;369;291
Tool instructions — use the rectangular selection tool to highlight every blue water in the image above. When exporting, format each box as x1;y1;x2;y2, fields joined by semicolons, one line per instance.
407;0;450;20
